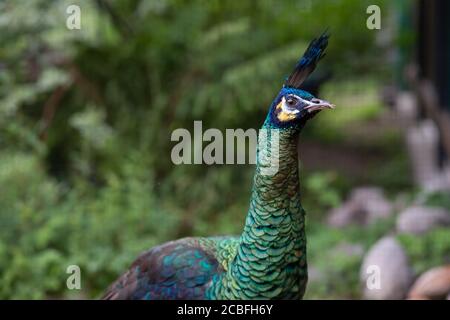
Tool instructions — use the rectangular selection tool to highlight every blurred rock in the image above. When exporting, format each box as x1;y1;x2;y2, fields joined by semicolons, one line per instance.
333;242;364;258
396;206;450;235
422;165;450;192
406;120;441;189
408;265;450;300
328;187;393;227
360;236;413;300
395;91;418;125
407;295;429;300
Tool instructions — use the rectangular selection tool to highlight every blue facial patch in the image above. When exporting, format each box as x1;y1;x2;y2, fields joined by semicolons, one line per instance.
281;87;315;101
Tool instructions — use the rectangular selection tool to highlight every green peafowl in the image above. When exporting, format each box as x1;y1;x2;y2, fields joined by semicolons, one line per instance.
103;32;334;300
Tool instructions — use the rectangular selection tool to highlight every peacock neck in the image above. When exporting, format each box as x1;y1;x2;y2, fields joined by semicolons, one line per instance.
217;123;308;299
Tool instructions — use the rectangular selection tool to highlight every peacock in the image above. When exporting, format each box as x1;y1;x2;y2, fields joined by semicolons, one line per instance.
103;32;334;300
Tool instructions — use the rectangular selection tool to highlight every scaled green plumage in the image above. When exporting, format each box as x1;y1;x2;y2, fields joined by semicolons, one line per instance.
206;125;308;299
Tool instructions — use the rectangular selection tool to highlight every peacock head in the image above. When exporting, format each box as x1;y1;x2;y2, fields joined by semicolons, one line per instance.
266;31;334;129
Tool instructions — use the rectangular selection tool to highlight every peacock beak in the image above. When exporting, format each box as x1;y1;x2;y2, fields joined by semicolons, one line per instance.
304;98;335;113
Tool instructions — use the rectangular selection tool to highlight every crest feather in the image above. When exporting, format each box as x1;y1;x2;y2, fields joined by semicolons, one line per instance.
284;31;330;89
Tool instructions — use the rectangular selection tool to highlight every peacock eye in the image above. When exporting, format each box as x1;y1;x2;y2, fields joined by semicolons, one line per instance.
286;96;298;107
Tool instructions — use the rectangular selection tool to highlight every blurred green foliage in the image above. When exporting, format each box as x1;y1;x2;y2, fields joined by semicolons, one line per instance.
2;0;444;300
398;228;450;276
305;217;396;299
397;192;450;276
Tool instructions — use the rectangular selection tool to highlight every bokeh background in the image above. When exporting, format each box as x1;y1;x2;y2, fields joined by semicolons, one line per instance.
0;0;449;299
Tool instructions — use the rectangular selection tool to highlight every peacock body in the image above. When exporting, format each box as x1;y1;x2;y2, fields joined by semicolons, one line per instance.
103;32;333;300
